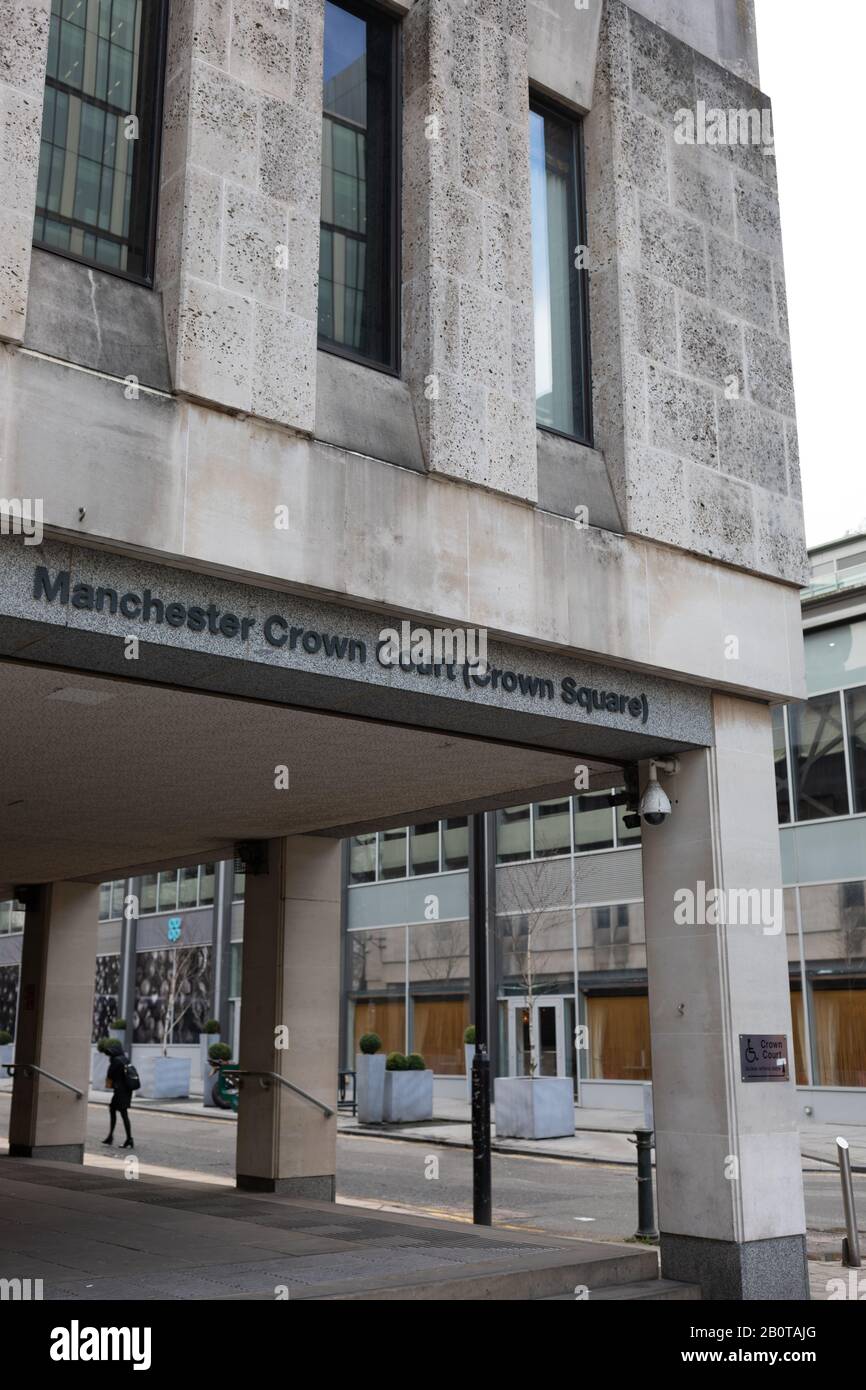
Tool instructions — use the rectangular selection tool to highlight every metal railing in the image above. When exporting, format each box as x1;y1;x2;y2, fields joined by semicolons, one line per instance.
3;1063;84;1099
219;1068;334;1118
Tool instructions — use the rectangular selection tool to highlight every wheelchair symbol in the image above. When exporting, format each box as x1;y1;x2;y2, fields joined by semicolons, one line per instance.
745;1038;758;1065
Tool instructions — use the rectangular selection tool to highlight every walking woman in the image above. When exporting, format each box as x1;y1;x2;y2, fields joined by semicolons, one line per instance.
102;1039;135;1148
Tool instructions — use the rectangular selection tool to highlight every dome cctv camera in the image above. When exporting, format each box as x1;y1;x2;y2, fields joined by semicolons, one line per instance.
639;758;679;826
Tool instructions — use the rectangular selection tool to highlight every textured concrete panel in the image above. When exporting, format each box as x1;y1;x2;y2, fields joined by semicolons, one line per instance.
403;0;538;501
584;0;807;584
24;251;172;392
527;0;602;112
156;0;323;433
0;0;50;343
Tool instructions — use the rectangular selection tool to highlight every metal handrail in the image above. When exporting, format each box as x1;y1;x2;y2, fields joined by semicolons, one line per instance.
220;1068;334;1118
4;1063;84;1099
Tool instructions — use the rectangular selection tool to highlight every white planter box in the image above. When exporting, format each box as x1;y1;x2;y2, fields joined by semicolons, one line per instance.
356;1053;386;1123
494;1076;575;1139
139;1056;191;1099
0;1042;13;1073
91;1048;110;1090
383;1069;434;1123
200;1034;220;1081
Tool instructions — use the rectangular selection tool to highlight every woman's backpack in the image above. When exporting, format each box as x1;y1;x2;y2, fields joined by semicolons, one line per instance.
124;1062;141;1092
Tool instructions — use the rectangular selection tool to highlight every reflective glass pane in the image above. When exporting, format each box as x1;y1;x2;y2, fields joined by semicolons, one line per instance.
574;792;614;851
530;103;590;441
199;864;215;907
496;805;531;863
845;686;866;814
442;817;468;871
319;0;395;366
140;873;157;913
532;798;571;858
410;822;439;876
772;704;791;823
178;866;198;908
158;870;179;913
789;692;850;821
349;833;376;884
33;0;163;277
378;827;407;880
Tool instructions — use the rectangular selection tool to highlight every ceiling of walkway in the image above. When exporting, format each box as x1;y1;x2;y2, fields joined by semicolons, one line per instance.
0;660;625;894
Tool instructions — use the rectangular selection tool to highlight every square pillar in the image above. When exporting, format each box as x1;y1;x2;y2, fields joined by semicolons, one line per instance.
156;0;323;429
641;694;809;1300
236;836;342;1199
9;881;99;1163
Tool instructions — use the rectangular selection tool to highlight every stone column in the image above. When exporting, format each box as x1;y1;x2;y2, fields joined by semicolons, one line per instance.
156;0;323;430
402;0;537;501
9;881;99;1162
212;859;234;1041
641;693;809;1300
117;876;139;1034
236;836;342;1198
0;0;51;343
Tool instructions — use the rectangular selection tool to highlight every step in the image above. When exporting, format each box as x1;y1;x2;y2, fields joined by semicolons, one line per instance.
542;1278;701;1301
303;1242;660;1301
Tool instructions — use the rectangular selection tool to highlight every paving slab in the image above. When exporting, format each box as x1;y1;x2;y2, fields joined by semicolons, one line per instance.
0;1156;655;1302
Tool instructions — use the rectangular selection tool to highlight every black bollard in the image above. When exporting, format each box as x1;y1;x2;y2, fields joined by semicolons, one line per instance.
634;1127;658;1240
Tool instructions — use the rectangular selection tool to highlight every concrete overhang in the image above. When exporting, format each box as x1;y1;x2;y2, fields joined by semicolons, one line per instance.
0;534;714;896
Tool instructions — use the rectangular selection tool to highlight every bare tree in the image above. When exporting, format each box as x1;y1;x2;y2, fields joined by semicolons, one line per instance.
162;950;198;1056
499;849;606;1078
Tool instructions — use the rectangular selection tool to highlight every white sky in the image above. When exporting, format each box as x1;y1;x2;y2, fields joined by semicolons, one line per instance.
754;0;866;547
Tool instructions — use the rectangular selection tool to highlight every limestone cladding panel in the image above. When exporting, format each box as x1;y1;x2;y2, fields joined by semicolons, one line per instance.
403;0;538;502
0;0;51;344
156;0;323;433
585;0;807;586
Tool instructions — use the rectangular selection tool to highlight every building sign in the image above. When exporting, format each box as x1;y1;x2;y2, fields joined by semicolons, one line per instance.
0;538;716;750
31;564;652;723
739;1034;789;1082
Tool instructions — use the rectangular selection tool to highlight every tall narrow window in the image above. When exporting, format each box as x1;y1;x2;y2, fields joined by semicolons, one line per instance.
34;0;167;281
319;0;398;370
530;99;591;443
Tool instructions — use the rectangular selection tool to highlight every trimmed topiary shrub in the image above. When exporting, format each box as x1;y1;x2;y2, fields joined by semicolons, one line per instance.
204;1019;221;1034
406;1053;426;1070
386;1051;409;1071
111;1018;127;1029
0;1030;11;1045
359;1032;382;1055
463;1025;476;1044
208;1042;232;1064
96;1036;113;1053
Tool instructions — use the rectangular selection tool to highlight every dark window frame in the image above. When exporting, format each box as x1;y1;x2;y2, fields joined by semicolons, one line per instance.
318;0;402;377
529;92;593;448
33;0;169;289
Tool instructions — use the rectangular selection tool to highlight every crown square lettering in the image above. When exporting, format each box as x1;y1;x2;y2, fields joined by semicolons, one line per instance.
31;565;652;724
